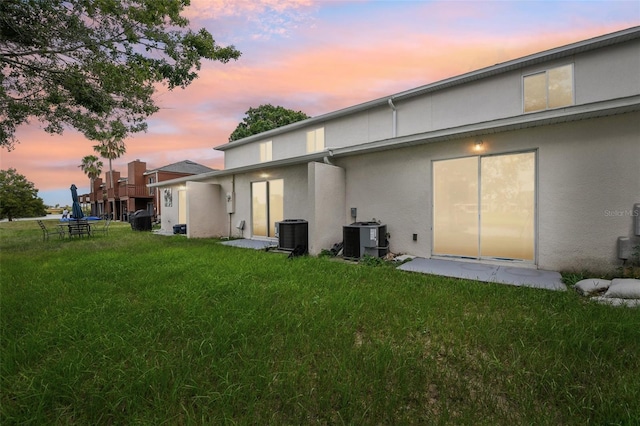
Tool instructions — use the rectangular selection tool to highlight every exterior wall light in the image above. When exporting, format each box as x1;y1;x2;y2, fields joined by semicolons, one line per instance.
474;139;484;151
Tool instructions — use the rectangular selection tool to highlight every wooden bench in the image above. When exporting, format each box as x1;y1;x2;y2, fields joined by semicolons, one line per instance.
67;220;91;238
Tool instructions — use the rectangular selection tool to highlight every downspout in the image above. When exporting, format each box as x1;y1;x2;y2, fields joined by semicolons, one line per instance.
388;98;397;138
228;174;235;239
323;148;334;165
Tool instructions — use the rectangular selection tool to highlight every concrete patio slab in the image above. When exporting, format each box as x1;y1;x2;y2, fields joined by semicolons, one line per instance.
152;229;176;236
215;240;566;291
220;239;277;250
494;266;566;290
398;258;566;291
399;258;499;282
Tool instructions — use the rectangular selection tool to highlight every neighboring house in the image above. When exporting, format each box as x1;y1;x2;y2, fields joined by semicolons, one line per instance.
88;177;104;217
85;159;214;221
144;160;216;220
151;27;640;273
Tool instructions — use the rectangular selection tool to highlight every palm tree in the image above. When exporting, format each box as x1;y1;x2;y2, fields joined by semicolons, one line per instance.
93;135;126;219
78;155;103;216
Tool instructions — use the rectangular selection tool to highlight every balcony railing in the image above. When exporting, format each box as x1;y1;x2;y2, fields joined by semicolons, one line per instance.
119;184;153;198
89;191;106;203
106;188;119;199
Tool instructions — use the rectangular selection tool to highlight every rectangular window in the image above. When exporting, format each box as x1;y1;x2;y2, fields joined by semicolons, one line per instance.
148;176;155;196
523;64;573;113
259;141;272;162
306;128;325;153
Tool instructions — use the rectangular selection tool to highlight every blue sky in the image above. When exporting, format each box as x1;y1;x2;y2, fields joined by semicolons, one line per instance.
3;0;639;207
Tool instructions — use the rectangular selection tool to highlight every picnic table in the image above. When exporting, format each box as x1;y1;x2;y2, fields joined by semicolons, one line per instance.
59;220;92;238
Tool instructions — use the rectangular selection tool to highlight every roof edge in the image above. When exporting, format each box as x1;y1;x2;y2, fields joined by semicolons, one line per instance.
157;96;640;187
215;26;640;152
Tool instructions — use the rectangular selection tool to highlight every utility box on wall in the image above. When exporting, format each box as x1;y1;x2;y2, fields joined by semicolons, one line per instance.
618;236;631;260
226;192;235;214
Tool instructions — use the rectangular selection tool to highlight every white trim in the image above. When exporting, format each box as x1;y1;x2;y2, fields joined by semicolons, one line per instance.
431;149;538;265
150;96;640;189
215;27;640;151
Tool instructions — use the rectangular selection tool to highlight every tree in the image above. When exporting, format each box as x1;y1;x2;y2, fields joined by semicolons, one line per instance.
0;0;241;150
229;104;310;142
93;135;125;217
79;155;103;190
0;168;47;221
79;154;103;214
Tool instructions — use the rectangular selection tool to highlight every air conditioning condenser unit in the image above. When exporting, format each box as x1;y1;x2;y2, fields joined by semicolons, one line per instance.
277;219;308;253
343;222;388;260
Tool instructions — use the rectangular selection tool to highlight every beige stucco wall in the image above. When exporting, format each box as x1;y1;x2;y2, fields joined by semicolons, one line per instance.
186;181;227;238
535;113;640;272
574;39;640;104
308;162;346;254
334;112;639;273
223;39;640;172
161;112;638;274
229;164;309;239
179;37;640;272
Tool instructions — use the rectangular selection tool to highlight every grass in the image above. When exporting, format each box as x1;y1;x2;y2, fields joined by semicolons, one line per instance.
1;220;640;424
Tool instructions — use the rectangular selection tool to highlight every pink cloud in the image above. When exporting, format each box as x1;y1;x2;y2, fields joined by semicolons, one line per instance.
2;0;636;207
184;0;313;18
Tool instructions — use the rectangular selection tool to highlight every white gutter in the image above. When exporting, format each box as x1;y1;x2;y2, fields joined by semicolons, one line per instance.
214;26;640;152
328;95;640;158
152;95;640;189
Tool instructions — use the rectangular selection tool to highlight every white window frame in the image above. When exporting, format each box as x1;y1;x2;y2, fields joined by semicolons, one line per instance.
148;176;155;196
523;64;574;113
251;179;283;238
259;141;272;162
432;150;537;263
306;127;325;153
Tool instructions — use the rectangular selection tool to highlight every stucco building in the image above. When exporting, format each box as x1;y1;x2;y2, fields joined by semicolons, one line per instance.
151;27;640;273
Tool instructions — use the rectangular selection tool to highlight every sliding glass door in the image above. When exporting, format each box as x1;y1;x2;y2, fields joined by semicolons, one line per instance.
433;152;535;261
251;179;283;238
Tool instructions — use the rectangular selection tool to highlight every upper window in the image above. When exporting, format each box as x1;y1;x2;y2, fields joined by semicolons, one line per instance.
148;176;155;196
523;64;573;113
259;141;272;162
306;127;325;153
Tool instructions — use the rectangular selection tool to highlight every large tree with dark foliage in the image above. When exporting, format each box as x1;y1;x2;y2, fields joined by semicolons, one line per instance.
0;168;47;221
229;104;309;142
0;0;241;149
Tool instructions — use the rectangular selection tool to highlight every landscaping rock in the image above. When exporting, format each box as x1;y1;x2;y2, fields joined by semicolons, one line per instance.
604;278;640;299
574;278;611;296
592;296;640;308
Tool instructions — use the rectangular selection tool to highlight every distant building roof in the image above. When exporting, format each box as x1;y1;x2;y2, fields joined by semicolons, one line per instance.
144;160;216;175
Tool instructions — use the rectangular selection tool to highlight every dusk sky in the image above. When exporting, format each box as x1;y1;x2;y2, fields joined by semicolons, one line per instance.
3;0;639;207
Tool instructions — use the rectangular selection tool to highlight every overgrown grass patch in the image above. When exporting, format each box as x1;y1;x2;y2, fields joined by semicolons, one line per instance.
2;220;639;424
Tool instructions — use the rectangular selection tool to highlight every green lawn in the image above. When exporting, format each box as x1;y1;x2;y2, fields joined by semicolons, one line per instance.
1;220;639;424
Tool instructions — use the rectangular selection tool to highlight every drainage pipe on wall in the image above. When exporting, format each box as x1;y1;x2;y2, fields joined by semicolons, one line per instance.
388;98;397;138
323;149;335;166
228;174;235;239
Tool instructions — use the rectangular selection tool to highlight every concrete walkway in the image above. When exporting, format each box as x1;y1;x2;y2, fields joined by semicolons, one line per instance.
398;258;566;291
217;239;566;291
220;239;277;250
